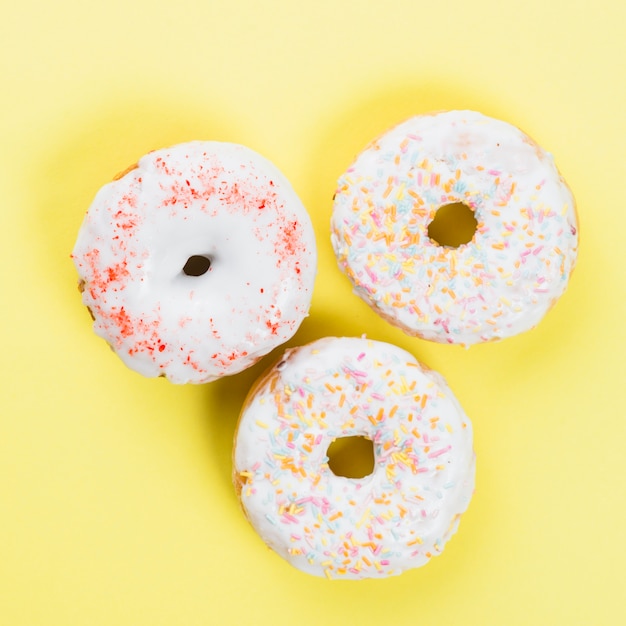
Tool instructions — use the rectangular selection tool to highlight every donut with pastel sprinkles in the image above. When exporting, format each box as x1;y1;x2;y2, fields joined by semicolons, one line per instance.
233;336;475;579
331;110;578;345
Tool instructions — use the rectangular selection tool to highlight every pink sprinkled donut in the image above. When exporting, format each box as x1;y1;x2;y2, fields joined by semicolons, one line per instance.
72;141;317;383
233;336;475;579
331;110;579;345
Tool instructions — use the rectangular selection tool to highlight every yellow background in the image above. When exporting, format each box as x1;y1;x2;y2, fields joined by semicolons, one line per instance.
2;1;625;624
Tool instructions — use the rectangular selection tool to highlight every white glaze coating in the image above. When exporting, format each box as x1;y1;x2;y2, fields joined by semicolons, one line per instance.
233;337;475;579
72;141;317;383
331;110;579;345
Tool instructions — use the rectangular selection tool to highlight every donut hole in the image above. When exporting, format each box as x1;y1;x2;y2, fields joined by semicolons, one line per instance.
182;255;212;276
326;436;375;479
427;202;477;247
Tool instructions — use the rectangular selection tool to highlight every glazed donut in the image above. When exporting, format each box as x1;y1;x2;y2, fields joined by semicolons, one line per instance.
233;337;475;579
331;110;579;345
72;141;317;384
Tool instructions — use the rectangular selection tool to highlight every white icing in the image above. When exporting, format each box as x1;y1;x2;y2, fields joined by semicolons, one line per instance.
233;337;475;579
331;110;579;345
72;141;317;383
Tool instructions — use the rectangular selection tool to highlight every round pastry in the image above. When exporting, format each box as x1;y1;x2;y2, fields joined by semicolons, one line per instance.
233;336;475;579
331;110;579;345
72;141;317;384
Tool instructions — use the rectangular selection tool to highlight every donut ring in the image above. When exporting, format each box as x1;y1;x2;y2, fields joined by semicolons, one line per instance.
331;110;579;345
233;337;475;579
72;141;317;383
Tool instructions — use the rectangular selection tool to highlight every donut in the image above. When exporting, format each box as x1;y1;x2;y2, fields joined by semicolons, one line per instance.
232;336;475;579
72;141;317;384
331;110;579;345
